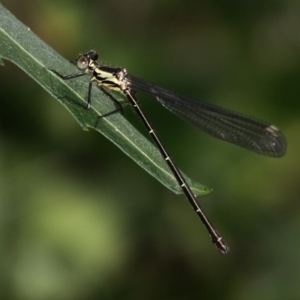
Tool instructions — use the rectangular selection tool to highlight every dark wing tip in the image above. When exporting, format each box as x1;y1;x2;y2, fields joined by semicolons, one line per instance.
262;125;287;157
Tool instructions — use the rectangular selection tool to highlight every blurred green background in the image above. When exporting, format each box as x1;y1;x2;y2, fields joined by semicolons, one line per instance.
0;0;300;299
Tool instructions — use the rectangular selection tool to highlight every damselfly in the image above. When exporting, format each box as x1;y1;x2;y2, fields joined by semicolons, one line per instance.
50;50;287;254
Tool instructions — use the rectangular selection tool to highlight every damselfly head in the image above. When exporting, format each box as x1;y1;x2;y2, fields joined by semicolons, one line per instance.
76;50;99;70
86;50;99;61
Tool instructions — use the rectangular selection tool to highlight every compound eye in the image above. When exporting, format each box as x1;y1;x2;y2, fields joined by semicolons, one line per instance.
76;56;89;70
88;50;99;61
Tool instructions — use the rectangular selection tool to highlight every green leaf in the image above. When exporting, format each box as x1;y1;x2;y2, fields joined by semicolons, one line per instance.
0;3;211;197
